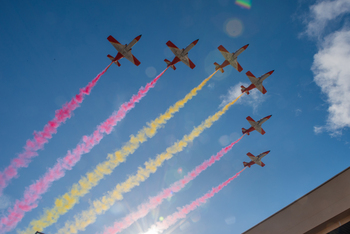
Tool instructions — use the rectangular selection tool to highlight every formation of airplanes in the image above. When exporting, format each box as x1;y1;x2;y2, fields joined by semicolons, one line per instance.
106;35;273;168
32;34;274;234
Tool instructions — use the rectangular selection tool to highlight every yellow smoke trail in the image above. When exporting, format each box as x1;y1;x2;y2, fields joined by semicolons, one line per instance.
20;70;219;234
55;92;244;234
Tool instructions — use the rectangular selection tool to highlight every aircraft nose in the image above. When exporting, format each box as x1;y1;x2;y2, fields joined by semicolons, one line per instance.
268;70;275;75
266;115;272;119
243;44;249;49
193;39;199;45
135;35;142;41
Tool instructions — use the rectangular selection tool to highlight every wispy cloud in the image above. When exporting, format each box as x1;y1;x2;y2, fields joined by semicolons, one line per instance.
219;82;266;112
303;0;350;38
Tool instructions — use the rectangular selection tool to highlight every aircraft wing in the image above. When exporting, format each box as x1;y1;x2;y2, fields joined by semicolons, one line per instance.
255;126;265;135
255;160;265;167
107;35;125;53
229;60;243;72
255;84;267;94
166;41;182;56
179;56;195;69
247;153;256;161
246;116;256;126
246;71;259;84
122;51;141;66
218;45;232;61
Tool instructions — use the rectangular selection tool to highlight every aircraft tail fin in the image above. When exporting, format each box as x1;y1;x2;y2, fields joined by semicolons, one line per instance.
243;162;251;168
242;128;250;135
164;59;176;70
261;162;266;167
107;54;121;66
214;62;224;73
241;85;249;95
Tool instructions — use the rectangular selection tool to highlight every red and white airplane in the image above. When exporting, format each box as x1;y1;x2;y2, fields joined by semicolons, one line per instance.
241;70;274;94
214;44;249;73
243;150;270;168
107;35;142;67
242;115;272;135
164;39;199;70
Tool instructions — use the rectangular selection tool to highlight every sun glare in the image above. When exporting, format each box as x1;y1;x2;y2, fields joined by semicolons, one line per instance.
142;226;160;234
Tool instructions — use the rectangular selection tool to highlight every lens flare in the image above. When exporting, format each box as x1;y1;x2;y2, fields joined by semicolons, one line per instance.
235;0;251;9
224;18;243;37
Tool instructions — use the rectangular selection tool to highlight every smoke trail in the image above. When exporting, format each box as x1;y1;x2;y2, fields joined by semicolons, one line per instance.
102;135;245;234
145;168;246;234
20;70;219;234
55;92;244;234
0;62;112;195
0;68;168;234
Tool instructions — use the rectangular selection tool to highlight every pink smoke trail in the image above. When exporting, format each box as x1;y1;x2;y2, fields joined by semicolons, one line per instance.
0;62;113;196
0;67;169;233
102;135;245;234
149;168;246;233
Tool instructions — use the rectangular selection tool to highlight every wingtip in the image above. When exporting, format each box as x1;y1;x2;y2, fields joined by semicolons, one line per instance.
268;70;275;75
193;39;199;45
266;114;272;119
243;44;249;49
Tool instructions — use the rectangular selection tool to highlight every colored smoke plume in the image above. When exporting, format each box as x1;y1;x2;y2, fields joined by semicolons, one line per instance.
0;63;112;196
102;135;245;234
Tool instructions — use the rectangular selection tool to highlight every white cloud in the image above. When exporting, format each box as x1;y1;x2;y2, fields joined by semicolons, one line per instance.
311;28;350;135
303;0;350;38
303;0;350;135
219;82;266;112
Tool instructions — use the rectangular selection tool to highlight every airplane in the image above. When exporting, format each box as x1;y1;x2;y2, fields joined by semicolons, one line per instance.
243;150;270;168
214;44;249;73
241;70;274;94
164;39;199;70
107;35;142;67
35;232;44;234
242;115;272;135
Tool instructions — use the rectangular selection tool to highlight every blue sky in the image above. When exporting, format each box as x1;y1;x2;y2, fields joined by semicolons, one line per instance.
0;0;350;234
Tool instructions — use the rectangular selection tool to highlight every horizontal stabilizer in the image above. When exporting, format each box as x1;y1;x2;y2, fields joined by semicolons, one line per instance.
242;128;250;135
107;54;121;66
214;62;224;73
164;59;176;70
241;85;249;94
243;162;251;168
